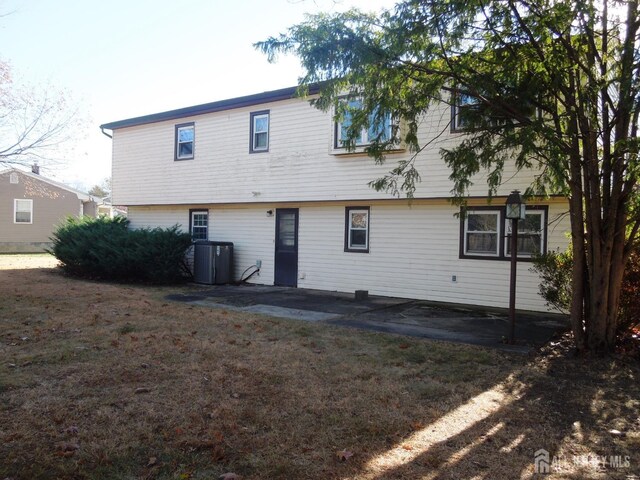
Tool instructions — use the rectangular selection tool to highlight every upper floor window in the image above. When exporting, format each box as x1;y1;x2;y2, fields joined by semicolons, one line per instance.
175;123;195;160
9;172;18;184
14;199;33;224
460;206;548;260
344;206;370;253
250;111;269;153
190;209;208;240
452;92;481;131
335;99;391;149
452;89;539;132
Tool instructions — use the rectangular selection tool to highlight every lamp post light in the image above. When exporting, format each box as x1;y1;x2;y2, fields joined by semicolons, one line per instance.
505;190;526;344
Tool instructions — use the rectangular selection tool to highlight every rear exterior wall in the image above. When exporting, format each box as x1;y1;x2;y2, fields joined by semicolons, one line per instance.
112;99;540;207
127;199;569;312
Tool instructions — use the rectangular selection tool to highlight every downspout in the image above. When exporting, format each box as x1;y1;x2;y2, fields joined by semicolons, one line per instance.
100;127;112;139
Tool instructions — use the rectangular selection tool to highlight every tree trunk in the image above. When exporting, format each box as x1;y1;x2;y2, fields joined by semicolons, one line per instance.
568;193;587;351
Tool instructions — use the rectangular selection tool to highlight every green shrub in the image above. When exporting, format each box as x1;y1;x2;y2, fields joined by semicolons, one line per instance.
620;248;640;331
532;246;640;332
530;249;573;314
48;216;192;284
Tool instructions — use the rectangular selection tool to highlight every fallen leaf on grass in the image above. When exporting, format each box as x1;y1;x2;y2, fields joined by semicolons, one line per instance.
55;450;75;458
64;426;79;435
135;387;151;394
219;473;241;480
211;444;225;462
336;449;354;461
402;444;413;451
60;442;80;452
56;442;79;457
147;456;158;467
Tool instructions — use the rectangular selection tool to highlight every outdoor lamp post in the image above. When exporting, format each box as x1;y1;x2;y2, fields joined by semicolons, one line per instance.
505;190;526;344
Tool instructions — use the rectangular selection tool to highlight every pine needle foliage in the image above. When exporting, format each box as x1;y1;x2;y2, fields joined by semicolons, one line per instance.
48;216;192;284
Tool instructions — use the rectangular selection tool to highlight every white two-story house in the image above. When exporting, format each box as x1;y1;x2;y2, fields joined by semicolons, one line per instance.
101;85;570;312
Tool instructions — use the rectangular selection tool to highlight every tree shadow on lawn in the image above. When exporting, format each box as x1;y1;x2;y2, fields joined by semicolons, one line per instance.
356;338;640;480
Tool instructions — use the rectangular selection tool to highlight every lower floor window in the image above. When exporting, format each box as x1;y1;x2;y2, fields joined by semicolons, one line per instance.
461;206;547;260
505;210;545;256
345;206;370;252
14;199;33;224
464;210;500;256
190;210;208;240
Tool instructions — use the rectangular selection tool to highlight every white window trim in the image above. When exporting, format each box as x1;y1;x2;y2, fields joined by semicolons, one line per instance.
504;210;546;257
463;210;501;257
335;100;392;149
251;112;270;152
176;124;195;160
14;199;33;224
346;207;370;252
9;172;18;184
191;210;208;241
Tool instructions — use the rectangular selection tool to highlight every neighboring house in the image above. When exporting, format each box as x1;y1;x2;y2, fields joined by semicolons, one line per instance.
100;85;570;312
0;167;98;253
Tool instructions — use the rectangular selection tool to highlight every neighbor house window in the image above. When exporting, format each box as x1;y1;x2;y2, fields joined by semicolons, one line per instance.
335;99;391;148
463;210;500;257
504;209;546;257
190;209;208;240
175;123;195;160
250;111;269;153
345;207;370;252
9;172;18;184
460;206;548;260
14;199;33;224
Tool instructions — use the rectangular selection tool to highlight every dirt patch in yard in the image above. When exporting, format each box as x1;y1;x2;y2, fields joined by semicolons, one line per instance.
0;256;638;479
0;253;59;270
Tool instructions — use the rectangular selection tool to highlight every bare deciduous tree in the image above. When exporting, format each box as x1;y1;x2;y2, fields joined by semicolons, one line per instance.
0;60;78;171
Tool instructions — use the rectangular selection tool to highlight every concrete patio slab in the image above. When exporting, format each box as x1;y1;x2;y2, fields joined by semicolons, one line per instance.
166;284;568;353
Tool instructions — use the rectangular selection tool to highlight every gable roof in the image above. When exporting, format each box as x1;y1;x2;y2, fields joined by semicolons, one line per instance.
100;84;320;131
1;167;95;202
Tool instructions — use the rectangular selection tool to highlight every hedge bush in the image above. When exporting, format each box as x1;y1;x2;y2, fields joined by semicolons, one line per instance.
532;245;640;333
49;216;193;284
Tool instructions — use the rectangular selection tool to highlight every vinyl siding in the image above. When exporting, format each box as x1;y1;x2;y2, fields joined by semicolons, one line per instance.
112;99;536;206
0;170;84;251
128;199;569;312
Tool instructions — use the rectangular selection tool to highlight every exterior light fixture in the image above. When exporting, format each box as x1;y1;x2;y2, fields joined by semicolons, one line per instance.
506;190;526;220
505;190;526;344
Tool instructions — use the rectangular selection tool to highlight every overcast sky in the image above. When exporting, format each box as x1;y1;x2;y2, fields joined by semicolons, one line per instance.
0;0;396;190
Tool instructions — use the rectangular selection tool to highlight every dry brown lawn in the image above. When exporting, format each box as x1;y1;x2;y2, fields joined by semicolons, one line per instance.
0;254;638;480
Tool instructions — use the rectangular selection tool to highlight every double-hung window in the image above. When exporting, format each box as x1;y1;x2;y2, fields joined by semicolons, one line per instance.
452;92;481;131
504;210;545;257
190;209;208;241
250;111;269;153
460;206;547;260
175;123;195;160
335;99;391;148
463;210;501;257
345;207;370;253
452;88;539;132
14;199;33;224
